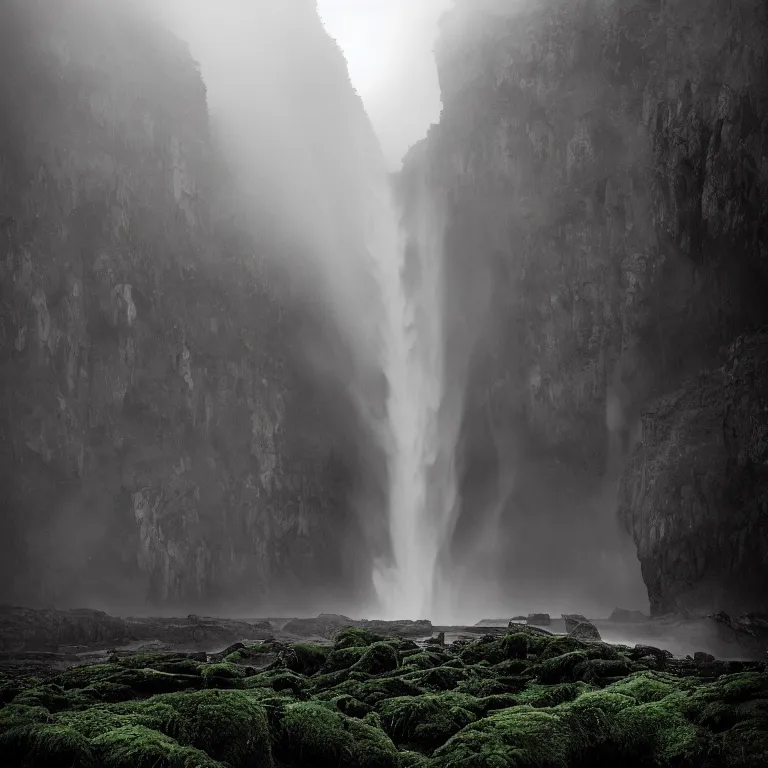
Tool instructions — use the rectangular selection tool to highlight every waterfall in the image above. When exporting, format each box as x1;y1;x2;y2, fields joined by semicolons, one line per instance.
364;172;457;621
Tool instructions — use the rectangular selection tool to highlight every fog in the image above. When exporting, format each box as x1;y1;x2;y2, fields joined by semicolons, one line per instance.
140;0;646;621
317;0;451;168
1;0;652;624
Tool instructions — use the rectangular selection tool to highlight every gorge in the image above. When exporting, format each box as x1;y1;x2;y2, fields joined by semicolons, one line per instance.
1;0;767;630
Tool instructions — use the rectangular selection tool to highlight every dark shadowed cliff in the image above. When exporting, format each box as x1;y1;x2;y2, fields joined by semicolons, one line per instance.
0;0;378;613
400;0;768;613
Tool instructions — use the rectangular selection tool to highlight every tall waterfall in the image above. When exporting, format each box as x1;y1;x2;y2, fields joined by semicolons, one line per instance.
364;173;458;621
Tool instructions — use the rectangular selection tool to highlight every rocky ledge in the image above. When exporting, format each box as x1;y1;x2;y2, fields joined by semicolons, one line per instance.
1;622;767;767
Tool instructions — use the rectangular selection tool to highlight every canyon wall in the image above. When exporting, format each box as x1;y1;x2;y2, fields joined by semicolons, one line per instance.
402;0;768;612
0;0;372;612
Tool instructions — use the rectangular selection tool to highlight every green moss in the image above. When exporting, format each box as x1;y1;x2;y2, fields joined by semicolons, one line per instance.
332;694;373;718
0;703;52;729
352;642;400;676
400;652;442;670
323;646;367;672
276;701;398;768
200;662;246;688
318;675;425;707
431;705;571;768
0;723;97;767
91;724;222;767
615;692;708;765
0;676;42;705
606;671;680;703
531;651;589;684
12;683;93;713
396;749;432;768
334;627;384;650
535;636;586;660
53;664;121;690
81;682;136;703
2;630;766;766
160;689;271;768
284;643;329;676
407;665;468;691
573;657;634;684
717;718;768;767
377;694;476;752
516;682;589;708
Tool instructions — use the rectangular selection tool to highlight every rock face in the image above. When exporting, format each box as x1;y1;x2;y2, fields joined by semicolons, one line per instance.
401;0;768;610
0;0;372;610
619;330;768;615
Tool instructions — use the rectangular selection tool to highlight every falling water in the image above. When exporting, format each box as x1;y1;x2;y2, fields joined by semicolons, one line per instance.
363;172;457;621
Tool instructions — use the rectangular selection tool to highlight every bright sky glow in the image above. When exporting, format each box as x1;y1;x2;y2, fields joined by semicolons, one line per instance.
317;0;450;168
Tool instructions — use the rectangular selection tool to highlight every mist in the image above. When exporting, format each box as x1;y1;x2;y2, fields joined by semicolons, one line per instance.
317;0;452;168
145;0;648;622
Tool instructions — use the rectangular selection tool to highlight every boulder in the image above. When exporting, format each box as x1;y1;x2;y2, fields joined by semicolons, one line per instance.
562;614;589;634
526;613;551;626
568;621;601;641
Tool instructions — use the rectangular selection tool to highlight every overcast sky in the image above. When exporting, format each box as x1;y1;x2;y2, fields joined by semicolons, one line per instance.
316;0;450;168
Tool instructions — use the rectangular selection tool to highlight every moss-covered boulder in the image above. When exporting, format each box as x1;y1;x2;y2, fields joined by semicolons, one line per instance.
377;694;476;752
275;701;398;768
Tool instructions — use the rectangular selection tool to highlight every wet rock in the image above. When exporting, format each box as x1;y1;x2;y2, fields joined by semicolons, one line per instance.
694;651;715;663
629;645;673;663
562;615;589;634
568;621;601;641
426;632;445;647
506;622;553;637
526;613;551;626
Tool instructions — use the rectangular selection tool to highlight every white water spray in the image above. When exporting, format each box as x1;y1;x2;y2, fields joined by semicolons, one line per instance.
363;173;458;621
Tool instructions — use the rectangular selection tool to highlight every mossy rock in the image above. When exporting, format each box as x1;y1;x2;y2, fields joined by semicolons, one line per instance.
80;682;136;703
0;723;97;767
276;701;398;768
531;651;590;684
323;646;367;673
396;749;432;768
12;683;94;713
332;693;373;718
0;703;52;730
0;676;42;705
400;651;444;670
377;694;476;752
606;670;681;703
283;643;329;676
91;724;222;767
431;704;571;768
319;675;425;707
334;627;384;650
256;670;308;696
516;681;589;708
200;662;246;688
406;664;468;691
573;657;634;684
352;642;399;676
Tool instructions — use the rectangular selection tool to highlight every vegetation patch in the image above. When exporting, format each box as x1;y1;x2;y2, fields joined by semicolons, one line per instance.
1;627;766;766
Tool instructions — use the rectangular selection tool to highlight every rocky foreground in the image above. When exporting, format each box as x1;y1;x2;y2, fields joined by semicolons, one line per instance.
1;609;767;766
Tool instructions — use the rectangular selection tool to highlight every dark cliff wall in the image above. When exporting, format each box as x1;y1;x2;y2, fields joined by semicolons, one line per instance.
619;330;768;616
0;0;367;612
401;0;768;611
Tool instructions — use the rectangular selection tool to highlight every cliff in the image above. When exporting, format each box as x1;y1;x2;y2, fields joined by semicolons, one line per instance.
0;0;370;612
402;0;768;611
618;329;768;616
